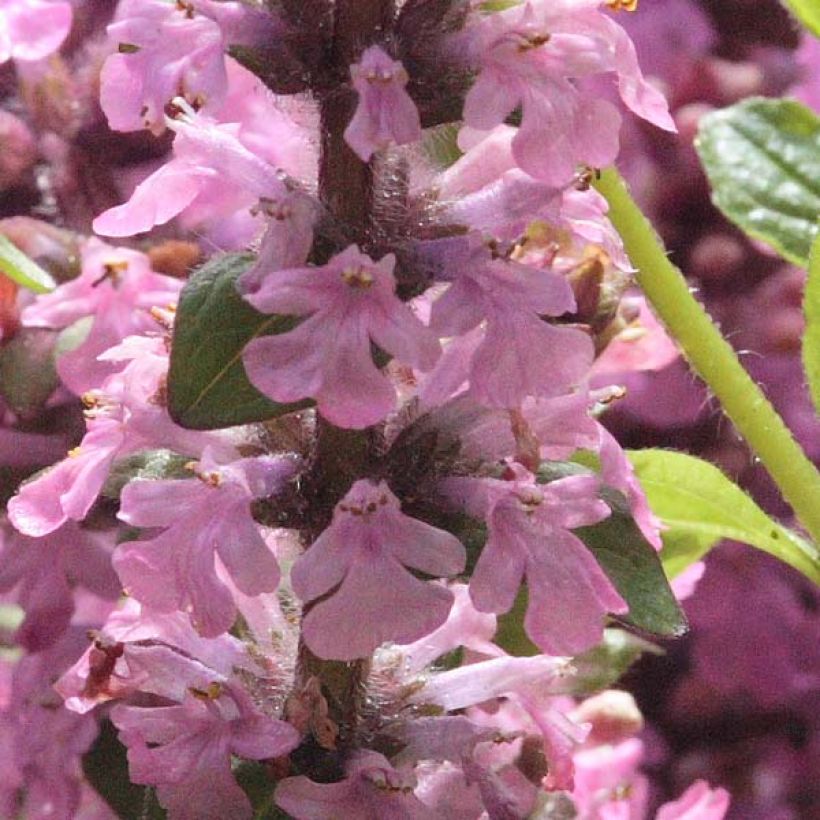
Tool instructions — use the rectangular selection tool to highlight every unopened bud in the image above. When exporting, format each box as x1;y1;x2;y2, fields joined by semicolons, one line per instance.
573;690;644;745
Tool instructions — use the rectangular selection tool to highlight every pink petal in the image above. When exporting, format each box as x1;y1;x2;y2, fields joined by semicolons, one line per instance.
92;161;210;237
463;69;518;132
5;0;72;63
524;530;627;656
302;557;454;660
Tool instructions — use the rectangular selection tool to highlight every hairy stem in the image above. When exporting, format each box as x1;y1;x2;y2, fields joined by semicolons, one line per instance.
291;0;395;775
595;167;820;544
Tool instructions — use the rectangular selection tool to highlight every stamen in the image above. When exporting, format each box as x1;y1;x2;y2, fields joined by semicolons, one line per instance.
341;265;374;289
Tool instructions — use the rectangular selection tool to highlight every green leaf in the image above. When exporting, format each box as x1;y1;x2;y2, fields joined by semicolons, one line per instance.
575;496;688;640
569;628;662;696
804;231;820;414
695;97;820;266
233;761;291;820
495;587;539;656
101;449;194;499
0;234;56;293
781;0;820;36
422;123;463;168
168;253;310;430
657;529;718;580
629;449;820;585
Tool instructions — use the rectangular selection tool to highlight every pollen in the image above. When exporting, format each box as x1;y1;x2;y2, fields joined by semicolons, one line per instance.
341;265;374;289
92;259;129;287
606;0;638;11
189;681;223;700
517;31;551;52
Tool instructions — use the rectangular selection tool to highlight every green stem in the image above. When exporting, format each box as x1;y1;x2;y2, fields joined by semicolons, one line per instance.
594;167;820;545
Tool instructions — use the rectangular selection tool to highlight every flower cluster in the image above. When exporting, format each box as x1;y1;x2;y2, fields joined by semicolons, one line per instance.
0;1;734;818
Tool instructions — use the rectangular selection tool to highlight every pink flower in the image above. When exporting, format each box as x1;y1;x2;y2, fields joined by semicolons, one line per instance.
56;599;250;714
0;523;119;651
458;1;674;185
655;780;730;820
114;450;295;637
344;45;422;162
7;337;234;537
0;0;72;64
92;103;287;238
8;420;130;538
426;234;593;408
101;0;227;134
442;469;627;655
290;479;465;660
412;655;585;791
571;737;650;817
597;423;663;550
21;238;182;394
236;191;317;295
112;686;299;820
276;751;431;820
242;245;441;429
398;583;499;674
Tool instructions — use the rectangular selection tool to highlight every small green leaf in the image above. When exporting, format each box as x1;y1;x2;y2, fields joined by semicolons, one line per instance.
0;234;57;293
101;449;194;499
781;0;820;36
233;760;291;820
629;449;820;585
422;123;463;168
575;499;688;640
695;97;820;266
804;231;820;414
495;587;539;656
569;628;662;696
168;253;310;430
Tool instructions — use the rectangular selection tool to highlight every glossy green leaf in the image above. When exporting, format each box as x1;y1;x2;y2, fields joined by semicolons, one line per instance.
535;461;687;639
629;449;820;584
0;234;56;293
695;97;820;266
575;494;688;640
168;253;310;430
781;0;820;36
804;231;820;414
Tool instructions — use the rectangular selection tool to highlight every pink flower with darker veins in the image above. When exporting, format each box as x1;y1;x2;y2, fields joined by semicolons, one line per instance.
425;233;594;408
442;468;626;656
114;449;296;637
21;238;181;394
242;245;441;429
101;0;227;134
291;479;465;660
112;685;299;820
0;0;72;64
344;45;422;162
457;0;674;186
277;751;433;819
92;102;287;238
